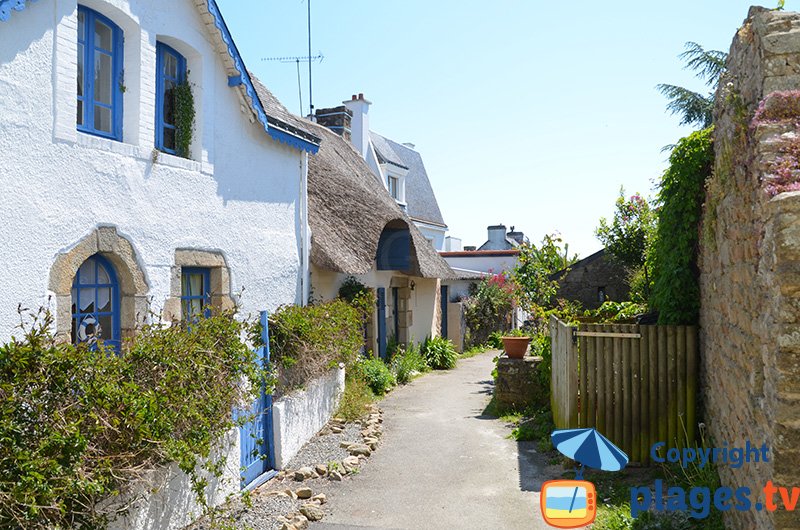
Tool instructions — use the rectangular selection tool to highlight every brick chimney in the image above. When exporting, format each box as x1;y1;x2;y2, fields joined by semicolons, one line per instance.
314;106;353;142
343;93;371;159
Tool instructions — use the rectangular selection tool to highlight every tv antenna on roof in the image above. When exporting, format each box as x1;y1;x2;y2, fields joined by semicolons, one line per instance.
261;53;324;116
260;0;319;118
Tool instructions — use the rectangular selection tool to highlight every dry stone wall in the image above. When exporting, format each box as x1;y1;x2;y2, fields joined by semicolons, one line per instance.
701;7;800;530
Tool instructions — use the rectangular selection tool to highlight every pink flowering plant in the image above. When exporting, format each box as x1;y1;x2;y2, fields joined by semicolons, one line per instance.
751;90;800;196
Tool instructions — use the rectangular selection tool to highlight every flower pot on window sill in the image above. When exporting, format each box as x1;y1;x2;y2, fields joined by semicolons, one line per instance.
502;337;532;359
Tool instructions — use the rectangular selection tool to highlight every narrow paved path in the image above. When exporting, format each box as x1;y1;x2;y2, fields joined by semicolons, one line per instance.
314;351;555;530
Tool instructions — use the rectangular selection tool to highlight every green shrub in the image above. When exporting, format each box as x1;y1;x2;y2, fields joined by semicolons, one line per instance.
421;336;458;370
268;299;366;392
336;375;374;422
487;331;504;349
464;274;515;347
391;343;429;384
359;357;396;395
0;308;263;529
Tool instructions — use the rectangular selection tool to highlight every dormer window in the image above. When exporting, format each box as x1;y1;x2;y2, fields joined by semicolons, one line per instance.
388;175;399;200
77;6;123;140
155;42;187;155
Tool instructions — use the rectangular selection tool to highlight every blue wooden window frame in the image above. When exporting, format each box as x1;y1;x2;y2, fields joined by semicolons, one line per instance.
181;267;211;320
155;42;187;154
77;6;124;141
71;254;121;352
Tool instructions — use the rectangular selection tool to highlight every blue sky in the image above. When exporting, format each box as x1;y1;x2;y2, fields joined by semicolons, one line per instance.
217;0;786;257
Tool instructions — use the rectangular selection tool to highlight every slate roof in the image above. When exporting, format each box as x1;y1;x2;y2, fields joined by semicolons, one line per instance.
370;132;447;228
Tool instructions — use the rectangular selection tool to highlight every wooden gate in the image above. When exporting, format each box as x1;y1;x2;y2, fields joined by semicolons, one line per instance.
239;311;275;489
550;316;698;464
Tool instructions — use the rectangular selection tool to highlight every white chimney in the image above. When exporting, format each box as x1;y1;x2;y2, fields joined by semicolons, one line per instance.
343;93;371;158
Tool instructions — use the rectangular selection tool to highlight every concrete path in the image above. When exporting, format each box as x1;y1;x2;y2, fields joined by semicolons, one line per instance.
313;351;555;530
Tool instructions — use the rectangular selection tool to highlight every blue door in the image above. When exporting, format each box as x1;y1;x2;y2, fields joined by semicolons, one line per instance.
239;311;275;489
377;288;387;359
441;285;449;338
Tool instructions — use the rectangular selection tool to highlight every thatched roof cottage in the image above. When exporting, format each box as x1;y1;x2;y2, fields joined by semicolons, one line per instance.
252;80;455;358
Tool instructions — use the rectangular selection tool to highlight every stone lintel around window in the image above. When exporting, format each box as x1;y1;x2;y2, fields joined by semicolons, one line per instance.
165;249;233;321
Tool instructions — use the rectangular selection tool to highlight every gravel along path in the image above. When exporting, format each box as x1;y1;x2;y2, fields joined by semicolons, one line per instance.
185;405;384;530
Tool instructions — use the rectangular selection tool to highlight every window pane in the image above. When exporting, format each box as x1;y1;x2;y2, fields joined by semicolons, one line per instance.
71;287;77;314
97;264;110;284
98;315;112;341
78;260;96;284
77;43;84;96
79;288;95;312
164;52;178;79
71;318;77;343
94;52;112;105
163;80;176;125
77;100;83;126
163;127;176;151
97;288;112;313
94;105;112;133
94;19;113;51
78;11;85;41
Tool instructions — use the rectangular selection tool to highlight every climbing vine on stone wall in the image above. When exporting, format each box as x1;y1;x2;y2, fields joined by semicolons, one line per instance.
650;128;714;325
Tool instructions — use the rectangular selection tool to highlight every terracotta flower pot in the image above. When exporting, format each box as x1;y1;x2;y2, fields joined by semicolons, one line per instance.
502;336;532;359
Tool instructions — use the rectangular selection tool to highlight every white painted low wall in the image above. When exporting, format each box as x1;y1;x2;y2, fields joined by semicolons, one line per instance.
106;430;240;530
272;365;346;469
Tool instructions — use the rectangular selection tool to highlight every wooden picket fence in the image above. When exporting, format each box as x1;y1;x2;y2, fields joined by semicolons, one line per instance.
550;316;698;464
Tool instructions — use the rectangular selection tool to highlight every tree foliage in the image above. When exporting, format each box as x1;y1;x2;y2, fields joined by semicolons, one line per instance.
657;42;727;128
650;128;714;325
513;234;576;312
463;273;516;347
596;190;656;270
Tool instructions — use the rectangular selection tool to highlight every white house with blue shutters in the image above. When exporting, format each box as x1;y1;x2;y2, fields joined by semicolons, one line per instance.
0;0;324;527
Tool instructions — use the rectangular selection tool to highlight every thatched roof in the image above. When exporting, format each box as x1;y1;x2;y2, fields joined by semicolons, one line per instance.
250;78;454;280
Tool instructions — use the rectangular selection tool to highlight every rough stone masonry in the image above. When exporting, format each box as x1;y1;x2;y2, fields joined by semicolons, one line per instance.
700;6;800;530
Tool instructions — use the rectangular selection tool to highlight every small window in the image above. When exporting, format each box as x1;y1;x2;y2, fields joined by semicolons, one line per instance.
598;286;607;304
155;43;187;155
181;267;210;320
77;6;123;140
72;254;120;351
388;176;399;200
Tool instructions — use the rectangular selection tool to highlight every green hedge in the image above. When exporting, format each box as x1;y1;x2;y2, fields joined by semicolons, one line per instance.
0;309;263;529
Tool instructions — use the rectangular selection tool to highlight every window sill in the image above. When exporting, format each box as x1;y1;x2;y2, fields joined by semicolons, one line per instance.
154;150;203;173
73;133;213;175
76;131;143;158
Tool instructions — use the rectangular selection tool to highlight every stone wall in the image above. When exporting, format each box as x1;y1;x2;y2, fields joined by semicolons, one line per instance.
554;250;629;309
494;356;548;411
700;7;800;530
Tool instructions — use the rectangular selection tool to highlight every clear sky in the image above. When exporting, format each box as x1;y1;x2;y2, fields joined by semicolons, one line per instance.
216;0;788;258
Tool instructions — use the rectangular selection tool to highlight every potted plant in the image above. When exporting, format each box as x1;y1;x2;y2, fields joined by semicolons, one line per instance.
501;328;531;359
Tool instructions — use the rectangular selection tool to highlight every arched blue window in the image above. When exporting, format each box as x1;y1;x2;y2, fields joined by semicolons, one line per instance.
77;6;124;140
71;254;121;351
155;42;187;155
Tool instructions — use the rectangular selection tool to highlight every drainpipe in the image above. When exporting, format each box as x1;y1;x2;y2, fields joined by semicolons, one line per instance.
300;152;310;306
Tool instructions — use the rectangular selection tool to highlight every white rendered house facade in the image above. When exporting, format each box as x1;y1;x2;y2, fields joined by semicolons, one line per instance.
0;0;320;526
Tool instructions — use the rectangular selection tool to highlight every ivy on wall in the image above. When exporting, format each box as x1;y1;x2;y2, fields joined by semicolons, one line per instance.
650;128;714;325
174;74;196;159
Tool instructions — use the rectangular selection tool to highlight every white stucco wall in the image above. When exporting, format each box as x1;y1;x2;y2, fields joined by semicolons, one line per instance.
272;365;346;469
415;222;447;251
1;2;308;528
311;266;441;349
443;254;520;275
